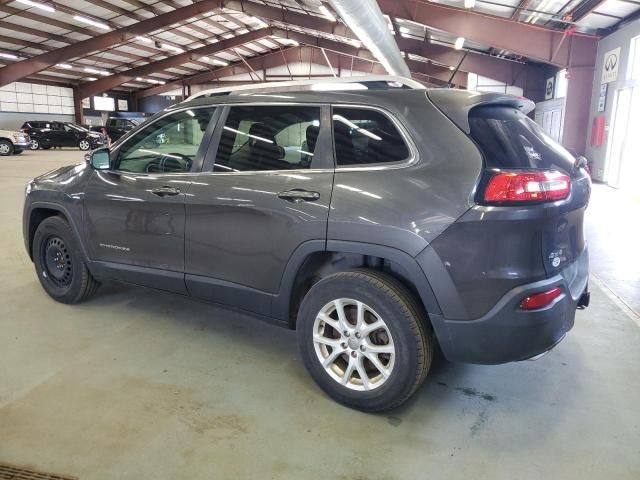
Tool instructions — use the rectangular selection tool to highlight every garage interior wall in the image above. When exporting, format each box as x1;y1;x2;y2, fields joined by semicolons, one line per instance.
586;16;640;182
0;82;76;130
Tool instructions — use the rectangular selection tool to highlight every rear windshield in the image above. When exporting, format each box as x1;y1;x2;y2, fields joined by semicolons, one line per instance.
469;106;575;172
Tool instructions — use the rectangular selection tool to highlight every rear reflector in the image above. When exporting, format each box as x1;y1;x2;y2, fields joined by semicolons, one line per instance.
520;287;562;310
484;170;571;203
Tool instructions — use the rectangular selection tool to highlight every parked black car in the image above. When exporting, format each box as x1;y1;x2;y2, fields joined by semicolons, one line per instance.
21;121;105;151
87;117;138;141
22;85;591;412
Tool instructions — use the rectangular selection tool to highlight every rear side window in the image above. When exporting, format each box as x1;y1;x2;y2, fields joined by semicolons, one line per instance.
469;106;575;171
332;107;409;166
214;105;321;172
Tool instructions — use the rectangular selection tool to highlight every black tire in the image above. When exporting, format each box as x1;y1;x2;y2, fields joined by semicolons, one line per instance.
32;216;100;304
30;139;40;150
0;139;14;156
297;269;433;412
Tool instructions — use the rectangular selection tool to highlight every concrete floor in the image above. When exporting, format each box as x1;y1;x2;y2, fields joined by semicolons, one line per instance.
1;149;639;480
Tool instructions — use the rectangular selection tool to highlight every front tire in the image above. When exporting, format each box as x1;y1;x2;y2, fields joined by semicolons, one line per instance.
297;269;433;412
30;139;40;150
78;139;91;151
0;139;13;156
32;216;100;304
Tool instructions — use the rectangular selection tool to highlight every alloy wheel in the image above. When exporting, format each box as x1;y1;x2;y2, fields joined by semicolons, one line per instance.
312;298;395;391
79;140;90;150
0;142;10;155
30;140;39;150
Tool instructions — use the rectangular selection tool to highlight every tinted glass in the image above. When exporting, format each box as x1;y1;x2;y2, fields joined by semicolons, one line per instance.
469;106;575;171
214;106;320;172
115;108;215;174
332;107;409;166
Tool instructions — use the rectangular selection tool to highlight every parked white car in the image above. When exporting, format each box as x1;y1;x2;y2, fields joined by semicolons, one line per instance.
0;129;31;156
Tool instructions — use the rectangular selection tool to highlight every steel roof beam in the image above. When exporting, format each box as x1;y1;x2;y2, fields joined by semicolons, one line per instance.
76;28;271;98
0;0;223;88
376;0;597;67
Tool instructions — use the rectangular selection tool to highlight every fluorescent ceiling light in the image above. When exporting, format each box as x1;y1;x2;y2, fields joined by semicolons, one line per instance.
162;43;184;53
86;77;97;81
0;52;19;59
212;58;228;66
135;36;152;44
318;5;336;22
464;0;476;8
399;26;410;34
251;16;268;28
449;66;455;71
454;37;465;50
84;67;109;75
74;15;110;30
135;77;143;81
16;0;55;13
346;38;362;48
56;63;72;69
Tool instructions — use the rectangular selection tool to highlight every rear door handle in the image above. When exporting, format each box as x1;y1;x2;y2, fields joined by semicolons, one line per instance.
277;189;320;203
151;186;181;197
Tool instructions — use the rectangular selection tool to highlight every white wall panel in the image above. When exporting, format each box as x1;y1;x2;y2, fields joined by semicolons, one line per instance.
32;84;47;94
15;82;32;93
17;93;33;104
17;103;35;112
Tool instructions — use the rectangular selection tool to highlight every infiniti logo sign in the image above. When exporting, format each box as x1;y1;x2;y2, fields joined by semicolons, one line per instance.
601;47;621;84
604;53;617;72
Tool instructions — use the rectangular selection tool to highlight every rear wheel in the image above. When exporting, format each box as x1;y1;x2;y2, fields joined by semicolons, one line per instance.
78;139;91;151
297;269;433;412
0;140;13;156
32;216;100;304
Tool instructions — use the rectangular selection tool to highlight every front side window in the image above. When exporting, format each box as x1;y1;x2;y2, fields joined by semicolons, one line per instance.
332;107;409;166
214;105;321;172
115;108;216;174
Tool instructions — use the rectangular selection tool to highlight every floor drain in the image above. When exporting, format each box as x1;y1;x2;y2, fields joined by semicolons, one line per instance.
0;463;77;480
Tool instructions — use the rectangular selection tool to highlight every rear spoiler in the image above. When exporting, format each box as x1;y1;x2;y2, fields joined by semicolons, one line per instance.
427;90;535;134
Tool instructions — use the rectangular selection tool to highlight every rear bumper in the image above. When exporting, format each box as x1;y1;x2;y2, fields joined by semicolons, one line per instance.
430;247;589;364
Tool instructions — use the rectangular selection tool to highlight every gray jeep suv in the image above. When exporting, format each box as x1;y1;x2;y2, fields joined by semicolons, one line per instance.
23;86;591;411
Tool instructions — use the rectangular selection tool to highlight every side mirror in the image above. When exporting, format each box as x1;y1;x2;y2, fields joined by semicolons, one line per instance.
89;148;111;170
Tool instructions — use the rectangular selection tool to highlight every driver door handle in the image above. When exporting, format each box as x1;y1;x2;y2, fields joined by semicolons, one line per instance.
277;189;320;203
151;186;181;197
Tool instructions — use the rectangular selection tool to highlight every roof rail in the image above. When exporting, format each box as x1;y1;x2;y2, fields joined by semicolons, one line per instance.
186;75;425;101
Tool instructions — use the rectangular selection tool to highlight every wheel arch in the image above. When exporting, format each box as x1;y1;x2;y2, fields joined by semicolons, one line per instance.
26;202;88;263
273;240;442;328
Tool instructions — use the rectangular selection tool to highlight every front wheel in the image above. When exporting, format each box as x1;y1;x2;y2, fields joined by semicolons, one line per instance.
32;216;100;304
30;139;40;150
297;269;433;412
78;139;91;151
0;139;13;156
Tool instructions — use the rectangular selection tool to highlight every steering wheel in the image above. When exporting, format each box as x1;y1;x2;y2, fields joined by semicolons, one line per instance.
145;153;192;173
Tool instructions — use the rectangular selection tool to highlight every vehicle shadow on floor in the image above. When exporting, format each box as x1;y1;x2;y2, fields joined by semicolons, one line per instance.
82;280;586;444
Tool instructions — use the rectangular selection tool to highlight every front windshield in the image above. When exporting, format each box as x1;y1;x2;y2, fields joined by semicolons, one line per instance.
65;123;88;132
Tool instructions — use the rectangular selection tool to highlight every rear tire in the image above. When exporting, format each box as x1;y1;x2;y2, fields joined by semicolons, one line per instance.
297;269;433;412
0;140;13;156
32;216;100;304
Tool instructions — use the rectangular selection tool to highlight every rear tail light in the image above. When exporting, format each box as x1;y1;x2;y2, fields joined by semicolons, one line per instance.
519;287;562;310
483;170;571;204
